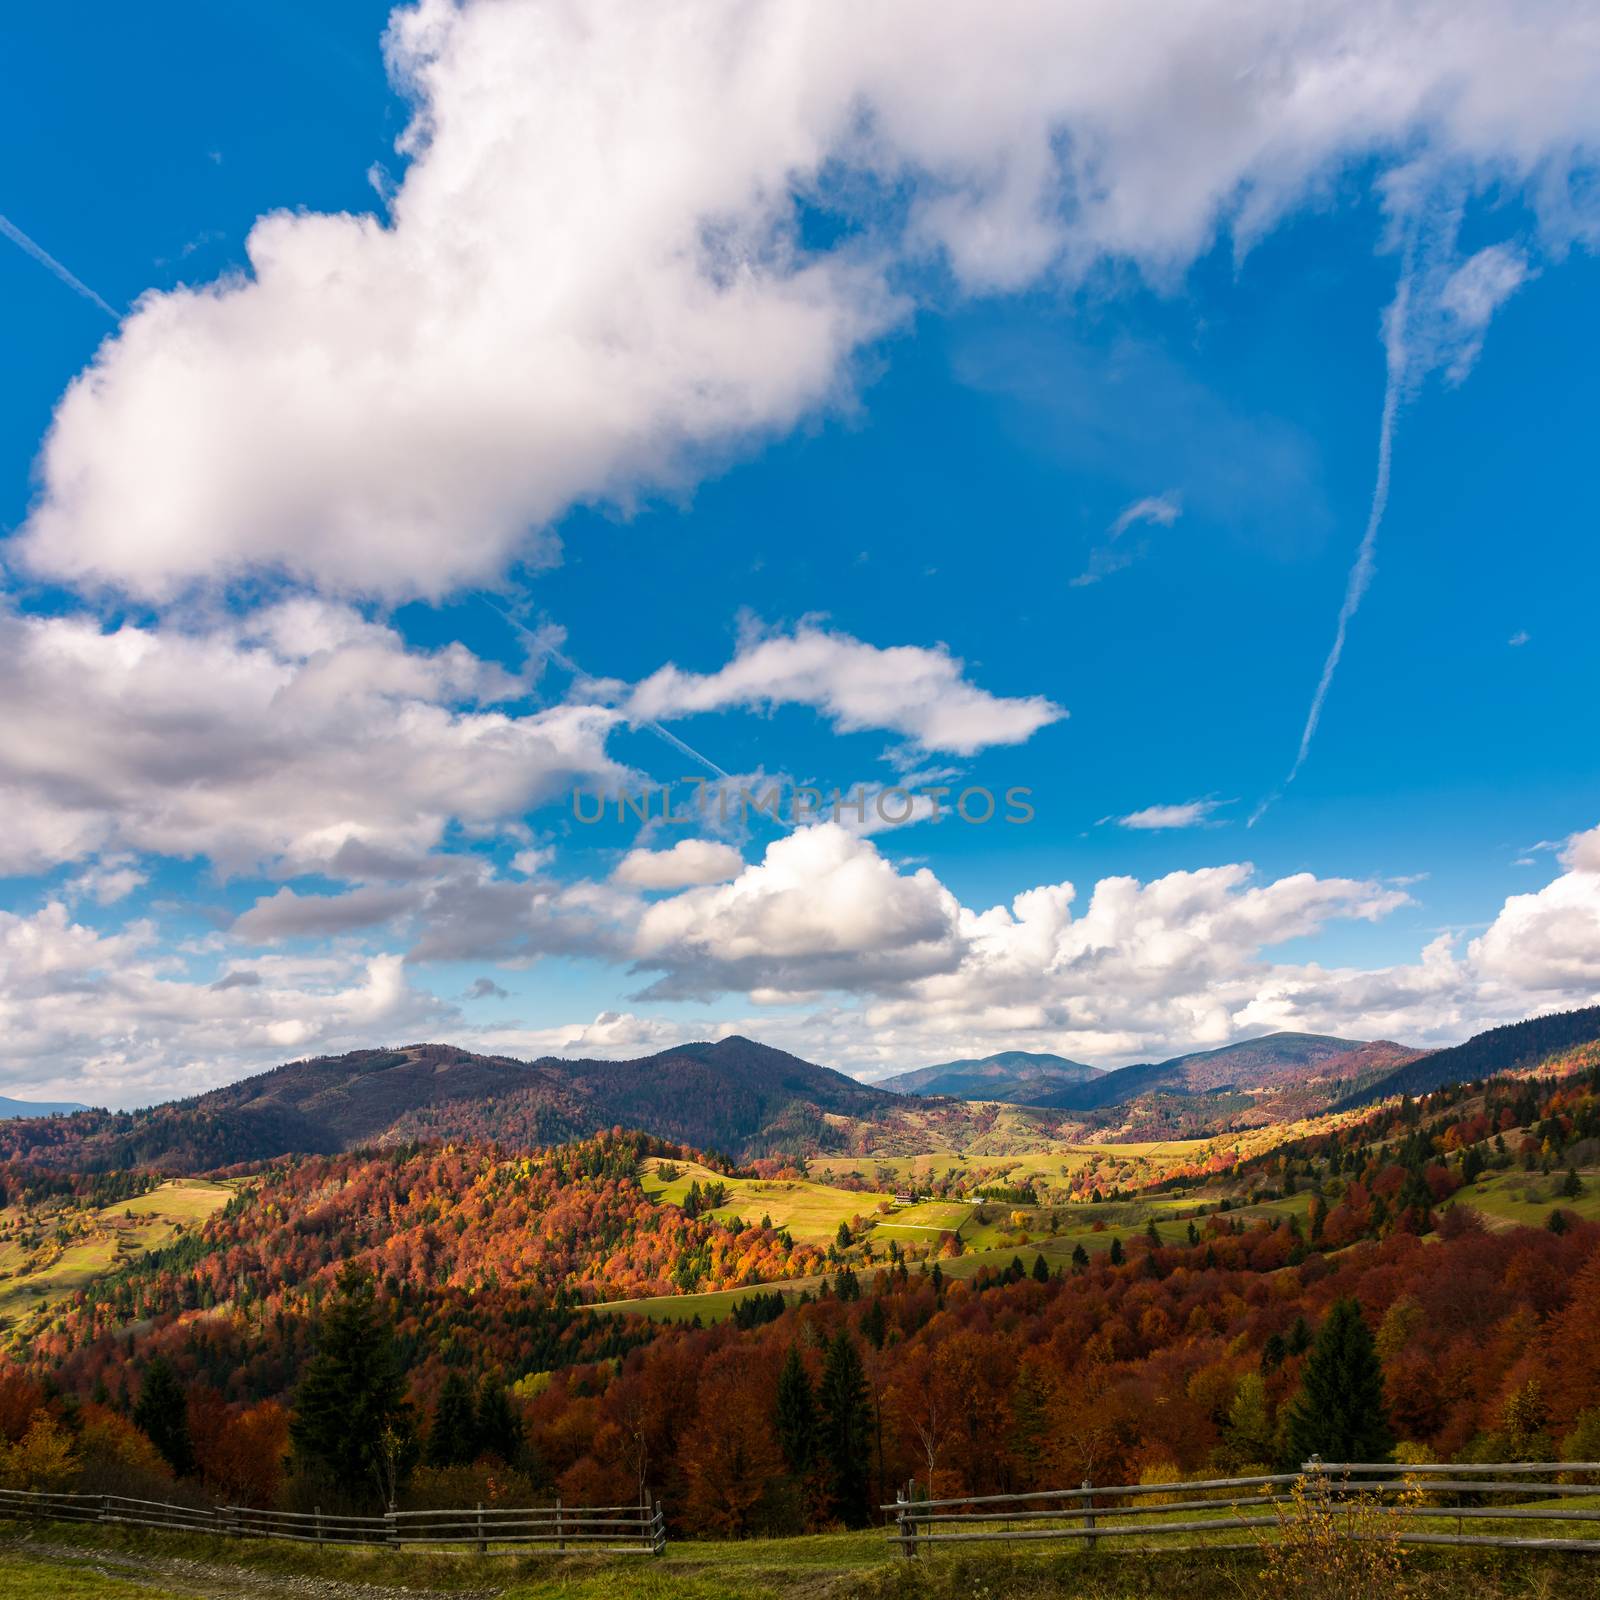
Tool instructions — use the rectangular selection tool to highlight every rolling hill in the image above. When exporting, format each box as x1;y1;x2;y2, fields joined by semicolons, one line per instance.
1331;1006;1600;1108
877;1050;1103;1102
883;1032;1422;1122
0;1037;906;1172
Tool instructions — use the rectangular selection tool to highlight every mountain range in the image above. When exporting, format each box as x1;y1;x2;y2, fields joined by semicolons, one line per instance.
880;1031;1422;1113
5;1010;1599;1176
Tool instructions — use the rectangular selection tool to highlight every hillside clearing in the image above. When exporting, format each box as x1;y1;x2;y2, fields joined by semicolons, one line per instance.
0;1178;234;1333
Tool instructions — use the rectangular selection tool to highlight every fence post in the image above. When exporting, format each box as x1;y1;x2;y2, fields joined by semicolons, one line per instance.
476;1501;486;1555
314;1504;324;1552
100;1494;111;1525
555;1493;564;1553
1082;1480;1096;1552
653;1495;665;1557
385;1506;398;1550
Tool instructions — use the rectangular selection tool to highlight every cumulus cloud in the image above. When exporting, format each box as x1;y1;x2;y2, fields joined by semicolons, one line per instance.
0;903;449;1103
630;823;965;1000
613;839;745;890
0;600;627;877
628;623;1064;755
16;1;1600;600
62;855;148;906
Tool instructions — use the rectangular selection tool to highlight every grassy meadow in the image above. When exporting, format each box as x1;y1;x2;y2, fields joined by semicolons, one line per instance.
0;1177;234;1333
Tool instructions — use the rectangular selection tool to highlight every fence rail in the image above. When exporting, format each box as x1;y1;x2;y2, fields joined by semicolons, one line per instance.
882;1460;1600;1558
0;1487;665;1556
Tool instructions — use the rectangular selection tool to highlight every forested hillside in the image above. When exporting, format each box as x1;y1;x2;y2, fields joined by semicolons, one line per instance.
0;1037;908;1171
1334;1006;1600;1107
3;1035;1600;1538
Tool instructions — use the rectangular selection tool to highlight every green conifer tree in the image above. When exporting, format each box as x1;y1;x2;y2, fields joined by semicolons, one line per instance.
426;1370;479;1467
474;1375;523;1463
290;1266;415;1505
133;1355;195;1477
817;1331;871;1526
775;1346;817;1476
1283;1298;1393;1465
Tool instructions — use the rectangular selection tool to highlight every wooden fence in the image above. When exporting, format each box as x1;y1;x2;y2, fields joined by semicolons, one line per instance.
884;1460;1600;1558
0;1487;666;1555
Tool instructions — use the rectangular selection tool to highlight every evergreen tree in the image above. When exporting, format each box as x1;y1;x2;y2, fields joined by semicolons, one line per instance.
1284;1298;1394;1465
1031;1252;1050;1284
817;1331;871;1526
291;1265;415;1505
426;1370;479;1467
1109;1236;1125;1266
1071;1243;1089;1272
475;1376;522;1463
861;1297;888;1349
133;1355;195;1477
1564;1167;1584;1198
775;1346;817;1475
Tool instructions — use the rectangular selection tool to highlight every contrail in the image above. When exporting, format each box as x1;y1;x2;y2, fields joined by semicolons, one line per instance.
1250;249;1414;827
472;591;732;782
0;213;119;320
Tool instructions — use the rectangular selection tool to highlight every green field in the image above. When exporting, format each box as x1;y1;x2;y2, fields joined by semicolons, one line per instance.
639;1157;889;1243
0;1177;234;1332
1453;1165;1600;1229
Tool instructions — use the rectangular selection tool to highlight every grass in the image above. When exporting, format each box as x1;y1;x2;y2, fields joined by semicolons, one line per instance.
640;1159;890;1245
7;1513;1600;1600
0;1178;234;1331
1457;1167;1600;1229
0;1551;186;1600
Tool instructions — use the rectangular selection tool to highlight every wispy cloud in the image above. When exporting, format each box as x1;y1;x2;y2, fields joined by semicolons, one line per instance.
1071;491;1182;587
1107;797;1228;831
0;212;118;319
1509;629;1530;646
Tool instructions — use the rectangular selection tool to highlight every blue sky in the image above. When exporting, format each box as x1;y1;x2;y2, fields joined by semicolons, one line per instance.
2;2;1598;1104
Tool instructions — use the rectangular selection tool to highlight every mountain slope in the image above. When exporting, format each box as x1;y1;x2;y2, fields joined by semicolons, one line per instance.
0;1037;904;1171
1333;1006;1600;1108
879;1050;1103;1102
1027;1032;1421;1113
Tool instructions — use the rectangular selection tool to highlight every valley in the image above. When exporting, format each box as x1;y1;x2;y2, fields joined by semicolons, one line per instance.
2;1004;1600;1569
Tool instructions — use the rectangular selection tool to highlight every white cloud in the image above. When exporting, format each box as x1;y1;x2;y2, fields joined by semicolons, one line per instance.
1072;491;1184;586
628;622;1064;755
1110;493;1183;539
1436;242;1531;380
1112;798;1226;830
16;1;1600;600
62;855;148;906
1509;629;1531;646
8;819;1600;1095
0;903;449;1104
613;839;745;890
631;823;965;1000
0;600;627;877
